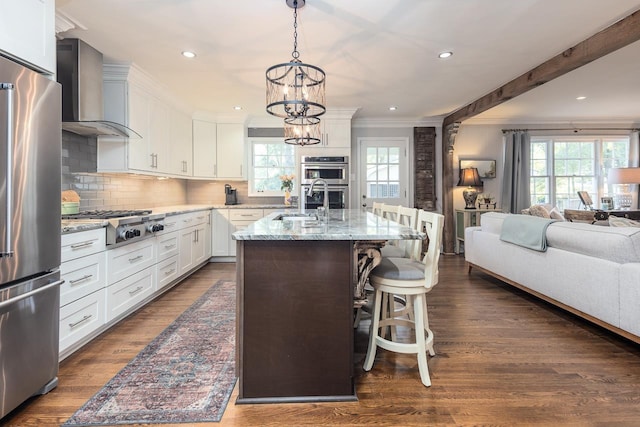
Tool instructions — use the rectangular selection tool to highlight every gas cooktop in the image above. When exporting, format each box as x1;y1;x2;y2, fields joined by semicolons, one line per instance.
61;209;152;220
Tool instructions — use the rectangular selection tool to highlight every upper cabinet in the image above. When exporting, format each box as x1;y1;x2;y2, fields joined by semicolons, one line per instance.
320;118;351;149
99;64;192;176
193;120;217;178
193;120;245;180
0;0;56;74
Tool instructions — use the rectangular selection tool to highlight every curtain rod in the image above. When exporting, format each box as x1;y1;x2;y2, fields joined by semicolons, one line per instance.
502;127;640;133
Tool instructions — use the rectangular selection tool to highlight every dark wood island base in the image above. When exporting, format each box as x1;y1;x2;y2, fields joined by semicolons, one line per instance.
236;240;357;403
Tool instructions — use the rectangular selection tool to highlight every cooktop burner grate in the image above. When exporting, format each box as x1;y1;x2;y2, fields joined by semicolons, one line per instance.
61;209;152;220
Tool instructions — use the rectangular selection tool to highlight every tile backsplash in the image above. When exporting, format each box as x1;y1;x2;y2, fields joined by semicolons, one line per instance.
62;131;284;210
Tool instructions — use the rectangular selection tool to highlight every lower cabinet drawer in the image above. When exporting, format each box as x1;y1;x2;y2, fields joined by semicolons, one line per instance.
106;266;155;322
59;289;107;353
60;252;107;306
106;238;156;285
157;231;179;262
156;255;179;291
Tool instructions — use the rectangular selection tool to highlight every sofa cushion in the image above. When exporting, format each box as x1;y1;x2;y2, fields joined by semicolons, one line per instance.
529;204;551;218
480;212;640;263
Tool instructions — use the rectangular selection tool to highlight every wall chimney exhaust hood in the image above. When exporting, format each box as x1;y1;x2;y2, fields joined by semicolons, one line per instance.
57;38;140;138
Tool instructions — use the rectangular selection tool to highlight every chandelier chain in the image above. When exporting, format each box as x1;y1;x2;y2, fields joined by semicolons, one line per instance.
292;0;299;60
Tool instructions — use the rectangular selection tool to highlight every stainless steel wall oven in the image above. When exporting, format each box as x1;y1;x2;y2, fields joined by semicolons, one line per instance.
301;184;349;210
300;156;349;185
300;156;350;210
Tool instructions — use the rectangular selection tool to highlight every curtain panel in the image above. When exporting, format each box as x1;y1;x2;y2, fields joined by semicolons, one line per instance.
501;131;531;214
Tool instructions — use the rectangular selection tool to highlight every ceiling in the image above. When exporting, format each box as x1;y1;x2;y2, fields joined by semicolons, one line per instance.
55;0;640;124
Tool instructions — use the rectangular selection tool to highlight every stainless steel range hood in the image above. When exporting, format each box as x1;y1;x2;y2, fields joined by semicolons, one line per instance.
57;38;140;138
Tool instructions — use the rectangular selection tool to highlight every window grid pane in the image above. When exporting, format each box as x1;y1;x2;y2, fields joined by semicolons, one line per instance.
251;142;295;194
367;146;401;199
530;136;630;210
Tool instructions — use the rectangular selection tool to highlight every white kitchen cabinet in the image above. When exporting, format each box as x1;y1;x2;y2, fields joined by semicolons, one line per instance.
192;121;245;179
0;0;56;74
211;208;264;258
156;255;179;291
61;228;107;263
60;228;107;356
59;288;106;355
193;120;217;178
106;238;156;286
211;209;230;256
175;211;211;276
60;251;107;307
217;123;245;179
100;64;191;177
156;230;179;262
169;109;193;176
106;266;155;322
320;118;351;149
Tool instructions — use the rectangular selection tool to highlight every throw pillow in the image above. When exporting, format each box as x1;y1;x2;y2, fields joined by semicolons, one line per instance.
529;204;551;218
548;207;565;221
608;216;640;227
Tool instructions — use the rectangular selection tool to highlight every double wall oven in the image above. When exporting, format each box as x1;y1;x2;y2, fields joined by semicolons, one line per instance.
300;156;349;210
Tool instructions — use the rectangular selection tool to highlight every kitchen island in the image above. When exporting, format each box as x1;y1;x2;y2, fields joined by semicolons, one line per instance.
233;209;424;403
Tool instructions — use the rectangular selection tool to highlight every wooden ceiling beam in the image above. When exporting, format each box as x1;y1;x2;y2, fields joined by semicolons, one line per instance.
443;8;640;127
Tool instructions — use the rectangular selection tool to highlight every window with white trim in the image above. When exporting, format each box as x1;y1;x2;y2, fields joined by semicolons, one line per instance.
249;139;296;196
529;136;630;210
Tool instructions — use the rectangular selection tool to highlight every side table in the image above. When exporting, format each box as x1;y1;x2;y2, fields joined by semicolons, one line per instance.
455;208;502;254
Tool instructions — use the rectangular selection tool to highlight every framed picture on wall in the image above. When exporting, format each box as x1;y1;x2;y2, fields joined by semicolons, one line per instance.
459;159;496;179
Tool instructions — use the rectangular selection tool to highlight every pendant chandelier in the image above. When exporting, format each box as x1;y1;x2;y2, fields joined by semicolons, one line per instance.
284;116;321;146
266;0;326;119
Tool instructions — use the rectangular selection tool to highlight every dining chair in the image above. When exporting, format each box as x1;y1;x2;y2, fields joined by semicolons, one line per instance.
363;210;444;386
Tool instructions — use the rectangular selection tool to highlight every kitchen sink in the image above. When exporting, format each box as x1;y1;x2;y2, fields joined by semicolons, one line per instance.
273;213;319;221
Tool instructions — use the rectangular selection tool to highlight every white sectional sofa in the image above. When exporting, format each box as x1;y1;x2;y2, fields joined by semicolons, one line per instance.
464;212;640;343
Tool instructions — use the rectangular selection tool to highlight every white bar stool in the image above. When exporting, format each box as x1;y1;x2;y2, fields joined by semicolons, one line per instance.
363;210;444;386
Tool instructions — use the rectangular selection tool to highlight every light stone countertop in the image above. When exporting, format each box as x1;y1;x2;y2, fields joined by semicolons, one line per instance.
61;219;109;234
232;209;425;241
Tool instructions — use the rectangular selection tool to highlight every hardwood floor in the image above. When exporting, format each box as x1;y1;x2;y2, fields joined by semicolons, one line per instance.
5;256;640;426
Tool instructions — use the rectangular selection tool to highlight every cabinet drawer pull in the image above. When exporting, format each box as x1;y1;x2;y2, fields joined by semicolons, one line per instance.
69;274;93;285
70;240;96;249
164;268;176;276
129;286;144;296
183;218;193;223
128;255;144;263
164;243;176;249
164;221;177;228
69;314;93;328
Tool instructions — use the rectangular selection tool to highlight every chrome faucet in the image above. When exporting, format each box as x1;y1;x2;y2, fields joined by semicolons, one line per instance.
308;178;329;214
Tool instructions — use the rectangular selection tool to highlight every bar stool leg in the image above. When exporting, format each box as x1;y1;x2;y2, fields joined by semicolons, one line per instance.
363;288;382;372
413;293;431;386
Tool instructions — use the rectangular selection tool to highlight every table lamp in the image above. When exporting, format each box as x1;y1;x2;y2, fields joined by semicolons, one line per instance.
458;167;483;209
607;167;640;209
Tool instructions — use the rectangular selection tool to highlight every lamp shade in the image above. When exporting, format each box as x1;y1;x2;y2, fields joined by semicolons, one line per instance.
457;168;483;187
607;167;640;184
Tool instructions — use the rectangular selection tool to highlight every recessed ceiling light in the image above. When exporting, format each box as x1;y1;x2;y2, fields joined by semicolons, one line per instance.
181;51;196;58
233;106;242;111
438;51;453;59
576;96;587;100
389;106;397;111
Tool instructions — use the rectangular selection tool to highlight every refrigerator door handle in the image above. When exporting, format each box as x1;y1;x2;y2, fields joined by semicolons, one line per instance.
1;83;14;258
0;279;64;310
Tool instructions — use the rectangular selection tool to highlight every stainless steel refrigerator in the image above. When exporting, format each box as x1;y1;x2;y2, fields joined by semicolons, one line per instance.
0;54;63;419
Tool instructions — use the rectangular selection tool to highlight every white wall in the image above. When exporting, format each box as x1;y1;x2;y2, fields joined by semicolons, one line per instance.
451;124;504;211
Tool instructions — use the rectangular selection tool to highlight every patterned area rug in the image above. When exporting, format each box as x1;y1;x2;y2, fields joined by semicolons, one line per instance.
64;280;236;426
